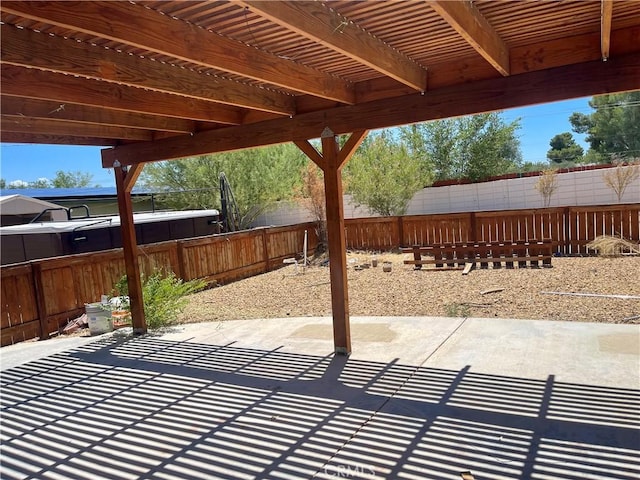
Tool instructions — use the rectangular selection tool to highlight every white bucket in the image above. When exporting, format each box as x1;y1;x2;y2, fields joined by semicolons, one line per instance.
85;303;113;335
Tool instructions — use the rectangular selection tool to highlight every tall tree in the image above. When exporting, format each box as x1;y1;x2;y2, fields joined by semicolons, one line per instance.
0;178;5;189
400;113;522;181
141;143;306;228
51;170;93;188
547;132;584;164
344;131;432;216
570;91;640;162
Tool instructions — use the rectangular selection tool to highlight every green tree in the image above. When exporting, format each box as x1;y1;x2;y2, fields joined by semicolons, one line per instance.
519;161;550;173
547;132;584;165
570;91;640;162
29;178;51;188
141;143;306;227
400;112;522;181
51;170;93;188
8;180;28;189
0;178;5;189
344;131;432;216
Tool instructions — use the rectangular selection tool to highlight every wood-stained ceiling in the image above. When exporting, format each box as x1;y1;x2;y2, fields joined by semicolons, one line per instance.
1;0;639;167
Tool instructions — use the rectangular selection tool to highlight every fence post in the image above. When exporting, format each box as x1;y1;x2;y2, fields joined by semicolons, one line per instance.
176;241;187;280
469;212;477;243
563;206;571;255
31;263;50;341
397;216;404;248
262;227;270;273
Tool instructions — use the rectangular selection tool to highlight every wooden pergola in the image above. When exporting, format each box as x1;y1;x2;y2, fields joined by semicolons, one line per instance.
2;1;639;354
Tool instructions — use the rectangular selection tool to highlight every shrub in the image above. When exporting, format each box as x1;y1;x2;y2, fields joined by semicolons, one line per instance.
534;169;559;207
113;271;207;330
444;302;471;318
602;161;640;202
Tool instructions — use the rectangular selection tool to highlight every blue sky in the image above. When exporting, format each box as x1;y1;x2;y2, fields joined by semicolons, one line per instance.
0;97;593;188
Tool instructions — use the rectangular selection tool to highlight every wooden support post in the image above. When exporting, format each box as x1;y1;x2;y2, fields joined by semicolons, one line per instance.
114;163;146;334
322;133;350;355
295;129;367;355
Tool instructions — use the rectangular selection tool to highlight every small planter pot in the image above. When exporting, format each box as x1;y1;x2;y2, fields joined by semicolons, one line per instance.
382;262;392;272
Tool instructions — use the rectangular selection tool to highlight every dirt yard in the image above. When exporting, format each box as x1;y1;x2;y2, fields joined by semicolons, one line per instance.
180;253;640;324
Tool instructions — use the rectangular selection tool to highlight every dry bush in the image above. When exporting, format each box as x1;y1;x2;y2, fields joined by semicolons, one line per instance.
602;161;640;202
297;162;327;245
534;169;559;207
586;235;640;257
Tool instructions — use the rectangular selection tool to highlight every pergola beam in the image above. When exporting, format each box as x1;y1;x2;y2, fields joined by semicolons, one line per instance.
293;140;325;170
0;132;117;146
0;1;355;104
429;0;510;76
601;0;614;61
242;1;426;91
0;24;295;116
1;115;155;141
1;66;242;125
102;52;640;167
0;96;197;134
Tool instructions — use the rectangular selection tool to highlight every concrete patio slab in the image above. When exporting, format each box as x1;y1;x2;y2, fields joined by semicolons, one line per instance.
1;316;638;479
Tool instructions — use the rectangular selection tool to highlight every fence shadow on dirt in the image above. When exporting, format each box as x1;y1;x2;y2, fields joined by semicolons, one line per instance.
1;336;638;479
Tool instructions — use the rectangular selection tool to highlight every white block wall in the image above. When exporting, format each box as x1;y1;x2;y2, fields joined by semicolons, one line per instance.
251;166;639;226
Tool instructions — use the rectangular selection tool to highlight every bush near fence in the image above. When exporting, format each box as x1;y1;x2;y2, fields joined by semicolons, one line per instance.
1;223;318;346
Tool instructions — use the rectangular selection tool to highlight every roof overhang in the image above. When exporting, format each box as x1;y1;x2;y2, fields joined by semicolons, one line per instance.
0;0;637;165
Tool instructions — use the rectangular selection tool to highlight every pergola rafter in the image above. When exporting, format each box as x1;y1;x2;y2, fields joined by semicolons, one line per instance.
429;0;510;76
0;0;356;104
240;1;427;91
601;0;614;61
0;23;297;115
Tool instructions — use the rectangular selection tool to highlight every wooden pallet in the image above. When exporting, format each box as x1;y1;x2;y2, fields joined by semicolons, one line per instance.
402;240;553;270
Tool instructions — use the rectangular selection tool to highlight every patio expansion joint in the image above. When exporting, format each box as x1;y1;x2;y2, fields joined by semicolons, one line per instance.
312;317;470;477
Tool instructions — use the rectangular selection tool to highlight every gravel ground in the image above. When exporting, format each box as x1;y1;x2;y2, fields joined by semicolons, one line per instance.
180;253;640;324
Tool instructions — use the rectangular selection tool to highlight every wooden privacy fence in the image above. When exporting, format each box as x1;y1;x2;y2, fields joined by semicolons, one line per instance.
1;223;317;346
345;204;640;254
2;204;638;346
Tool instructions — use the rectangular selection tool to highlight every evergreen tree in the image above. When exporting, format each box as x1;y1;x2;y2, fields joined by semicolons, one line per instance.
570;91;640;162
547;132;584;165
